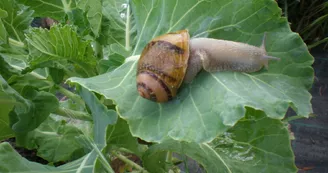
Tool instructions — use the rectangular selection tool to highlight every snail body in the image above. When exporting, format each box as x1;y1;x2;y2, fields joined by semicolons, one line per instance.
137;30;279;102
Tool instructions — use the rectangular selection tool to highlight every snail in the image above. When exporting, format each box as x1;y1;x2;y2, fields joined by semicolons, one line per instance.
136;30;280;102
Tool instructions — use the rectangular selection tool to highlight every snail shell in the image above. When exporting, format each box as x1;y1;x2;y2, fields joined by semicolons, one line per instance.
137;30;280;102
136;30;190;102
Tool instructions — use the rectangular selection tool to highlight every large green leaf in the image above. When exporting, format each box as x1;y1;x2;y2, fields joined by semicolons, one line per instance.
0;142;57;172
1;50;52;97
0;0;33;42
48;67;65;84
0;90;14;141
76;0;102;37
0;76;59;132
142;110;297;173
97;54;125;74
78;86;118;146
68;0;313;143
16;0;76;21
0;8;6;18
25;25;98;77
0;44;29;68
67;8;91;36
15;116;87;163
94;117;143;173
0;55;20;80
105;117;143;157
99;0;136;49
78;87;117;173
18;0;101;37
0;44;49;92
0;142;95;172
7;74;53;93
0;8;8;45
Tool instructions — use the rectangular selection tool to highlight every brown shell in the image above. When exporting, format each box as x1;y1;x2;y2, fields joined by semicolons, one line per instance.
136;30;190;102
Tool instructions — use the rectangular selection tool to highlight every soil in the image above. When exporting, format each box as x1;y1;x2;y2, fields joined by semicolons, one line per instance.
289;46;328;173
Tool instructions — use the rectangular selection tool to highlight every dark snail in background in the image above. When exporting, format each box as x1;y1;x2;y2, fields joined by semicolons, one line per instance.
136;30;280;102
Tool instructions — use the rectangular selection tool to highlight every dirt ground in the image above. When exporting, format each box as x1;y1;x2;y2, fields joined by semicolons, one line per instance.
290;46;328;173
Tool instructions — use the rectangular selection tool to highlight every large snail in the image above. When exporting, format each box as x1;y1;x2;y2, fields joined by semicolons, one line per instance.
136;30;280;102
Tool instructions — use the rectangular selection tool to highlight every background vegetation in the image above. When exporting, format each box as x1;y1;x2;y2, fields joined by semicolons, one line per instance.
277;0;328;50
0;0;324;172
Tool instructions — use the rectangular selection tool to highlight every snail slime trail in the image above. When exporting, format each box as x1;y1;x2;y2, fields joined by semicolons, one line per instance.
137;30;280;102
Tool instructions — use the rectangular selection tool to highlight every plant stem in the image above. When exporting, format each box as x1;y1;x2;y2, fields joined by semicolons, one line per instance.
125;1;131;51
54;107;93;121
283;115;305;122
56;85;85;106
284;0;288;19
94;41;104;59
61;0;72;13
8;38;26;48
308;37;328;50
90;143;115;173
166;151;173;163
10;64;48;80
118;148;134;154
111;151;148;173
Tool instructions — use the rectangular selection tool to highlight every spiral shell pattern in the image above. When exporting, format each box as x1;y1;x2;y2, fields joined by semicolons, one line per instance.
136;30;190;102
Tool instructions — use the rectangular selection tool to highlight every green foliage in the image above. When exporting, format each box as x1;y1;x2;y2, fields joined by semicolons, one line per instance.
0;54;20;80
98;54;125;74
143;110;297;173
105;117;143;157
0;8;8;45
0;0;33;42
1;76;59;132
15;116;88;163
99;0;136;49
69;0;313;143
0;142;57;172
16;0;76;21
48;68;65;84
0;142;94;172
25;25;98;77
0;91;14;141
277;0;328;49
76;0;102;37
0;0;315;172
78;86;118;146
